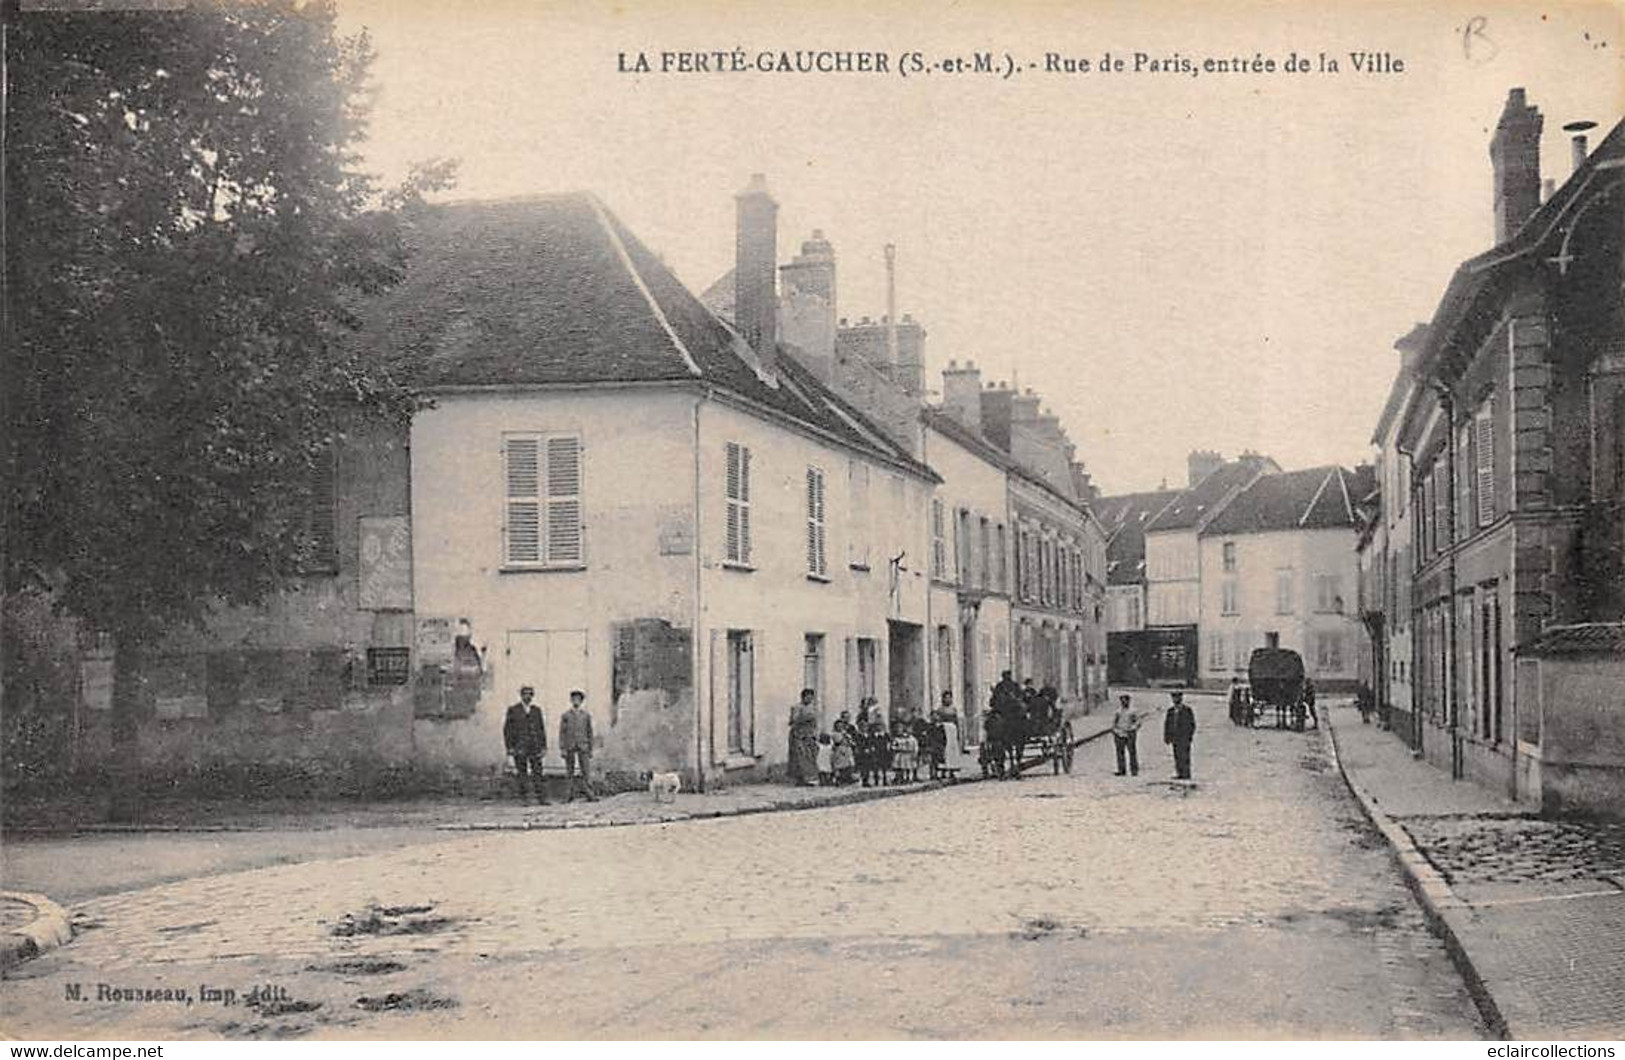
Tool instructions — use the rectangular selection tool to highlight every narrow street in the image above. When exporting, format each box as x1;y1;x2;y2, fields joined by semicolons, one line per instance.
1;697;1487;1039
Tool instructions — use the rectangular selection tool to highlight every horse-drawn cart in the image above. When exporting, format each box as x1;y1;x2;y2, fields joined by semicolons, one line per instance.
979;691;1077;777
1246;647;1310;731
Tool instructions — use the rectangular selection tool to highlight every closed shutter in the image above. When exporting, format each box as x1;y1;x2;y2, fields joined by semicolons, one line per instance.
304;441;338;573
504;436;542;565
725;442;752;565
806;466;827;576
1475;410;1495;528
546;436;583;563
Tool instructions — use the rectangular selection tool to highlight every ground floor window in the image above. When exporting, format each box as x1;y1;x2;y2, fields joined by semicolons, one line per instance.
727;630;754;755
1314;632;1344;673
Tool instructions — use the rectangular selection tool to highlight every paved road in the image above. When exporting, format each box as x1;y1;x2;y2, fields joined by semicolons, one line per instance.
1;699;1486;1039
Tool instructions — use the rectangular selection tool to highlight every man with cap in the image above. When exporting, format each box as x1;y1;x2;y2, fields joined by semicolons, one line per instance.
560;689;598;802
1163;690;1197;780
503;686;549;803
1111;693;1141;777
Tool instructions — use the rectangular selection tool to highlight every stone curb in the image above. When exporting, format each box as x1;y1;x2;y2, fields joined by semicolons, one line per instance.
0;891;73;974
1322;715;1512;1041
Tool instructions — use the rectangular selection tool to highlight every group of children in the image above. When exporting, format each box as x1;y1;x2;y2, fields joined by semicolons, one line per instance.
812;698;954;787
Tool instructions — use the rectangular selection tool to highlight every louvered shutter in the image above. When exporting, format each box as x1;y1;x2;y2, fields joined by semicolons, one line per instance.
546;436;582;563
505;436;542;565
725;442;752;565
1475;412;1495;528
305;442;338;572
806;467;827;576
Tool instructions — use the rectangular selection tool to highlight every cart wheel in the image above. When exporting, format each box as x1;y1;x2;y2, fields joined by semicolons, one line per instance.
1061;725;1075;774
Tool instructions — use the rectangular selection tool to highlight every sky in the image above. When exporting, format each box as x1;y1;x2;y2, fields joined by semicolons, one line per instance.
336;0;1622;495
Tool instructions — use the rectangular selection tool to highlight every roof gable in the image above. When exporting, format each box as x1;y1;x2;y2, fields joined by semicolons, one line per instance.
1203;465;1358;535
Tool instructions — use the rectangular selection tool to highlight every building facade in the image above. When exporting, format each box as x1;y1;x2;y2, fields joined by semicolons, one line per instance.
1198;466;1368;691
1393;91;1624;812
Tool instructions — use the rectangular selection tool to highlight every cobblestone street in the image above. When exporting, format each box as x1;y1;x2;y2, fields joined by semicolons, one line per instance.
1;697;1487;1039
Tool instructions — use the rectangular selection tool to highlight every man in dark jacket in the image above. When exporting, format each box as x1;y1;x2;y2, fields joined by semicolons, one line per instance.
503;686;549;803
560;690;598;802
1163;690;1197;780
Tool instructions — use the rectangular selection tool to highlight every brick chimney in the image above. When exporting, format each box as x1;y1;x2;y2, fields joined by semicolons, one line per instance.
980;381;1014;451
941;359;983;431
735;174;778;358
779;229;837;380
1490;88;1543;244
1188;449;1223;486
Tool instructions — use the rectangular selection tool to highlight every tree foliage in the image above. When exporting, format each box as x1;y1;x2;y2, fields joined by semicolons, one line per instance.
5;0;452;642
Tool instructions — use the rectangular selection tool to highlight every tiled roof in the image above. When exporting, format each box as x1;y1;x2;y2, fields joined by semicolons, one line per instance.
1094;489;1181;586
1518;622;1625;657
1202;465;1359;535
921;408;1011;470
363;193;929;476
1145;459;1269;532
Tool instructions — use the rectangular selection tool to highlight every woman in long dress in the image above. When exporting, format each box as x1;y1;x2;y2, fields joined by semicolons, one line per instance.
788;689;821;785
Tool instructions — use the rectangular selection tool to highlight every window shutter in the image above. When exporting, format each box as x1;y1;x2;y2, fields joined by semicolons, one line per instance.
806;467;827;576
1475;411;1495;528
305;442;338;572
505;436;542;565
725;442;752;565
546;436;582;563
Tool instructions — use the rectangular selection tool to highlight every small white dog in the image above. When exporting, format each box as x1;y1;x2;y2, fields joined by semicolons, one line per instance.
648;771;682;803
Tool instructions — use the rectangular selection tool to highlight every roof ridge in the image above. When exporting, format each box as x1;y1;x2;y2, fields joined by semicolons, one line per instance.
1335;466;1354;522
585;194;703;379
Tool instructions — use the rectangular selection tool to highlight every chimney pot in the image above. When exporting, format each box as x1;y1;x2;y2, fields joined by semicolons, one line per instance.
1564;119;1597;175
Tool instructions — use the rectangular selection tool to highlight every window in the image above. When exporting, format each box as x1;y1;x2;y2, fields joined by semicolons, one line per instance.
1208;631;1226;670
1126;594;1142;628
856;637;878;701
931;500;948;580
725;442;753;566
1222;541;1236;572
979;517;991;589
1315;632;1344;672
301;440;338;573
1222;579;1239;615
367;647;411;686
996;523;1008;591
1313;574;1343;613
806;466;828;578
803;633;824;706
1275;568;1296;615
726;630;754;755
1474;407;1495;528
847;461;870;569
503;433;583;567
957;508;971;584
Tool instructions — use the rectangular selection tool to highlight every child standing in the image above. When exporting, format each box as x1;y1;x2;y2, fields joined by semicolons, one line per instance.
816;732;834;786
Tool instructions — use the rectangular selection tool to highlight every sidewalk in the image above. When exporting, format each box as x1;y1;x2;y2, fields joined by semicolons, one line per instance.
1327;703;1625;1040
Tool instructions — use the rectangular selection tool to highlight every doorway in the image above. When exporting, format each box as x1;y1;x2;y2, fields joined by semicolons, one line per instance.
887;620;924;722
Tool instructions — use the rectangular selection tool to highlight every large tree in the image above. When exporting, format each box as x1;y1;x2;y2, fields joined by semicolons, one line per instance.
3;0;450;798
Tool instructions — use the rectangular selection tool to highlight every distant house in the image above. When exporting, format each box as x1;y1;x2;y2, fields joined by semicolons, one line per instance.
1095;486;1181;685
1199;465;1370;691
1140;453;1278;684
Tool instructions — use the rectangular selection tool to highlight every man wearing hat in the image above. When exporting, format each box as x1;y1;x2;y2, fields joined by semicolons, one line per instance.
560;689;598;802
1111;693;1141;776
1163;690;1197;780
503;686;549;803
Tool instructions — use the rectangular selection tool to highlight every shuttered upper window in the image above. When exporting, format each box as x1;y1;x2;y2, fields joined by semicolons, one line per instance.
503;433;583;568
1474;407;1495;528
300;440;339;574
806;466;828;578
725;442;753;567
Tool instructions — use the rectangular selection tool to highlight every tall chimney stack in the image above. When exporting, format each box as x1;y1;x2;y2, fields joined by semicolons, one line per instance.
941;359;983;431
1188;449;1223;486
735;174;778;358
1490;88;1543;244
